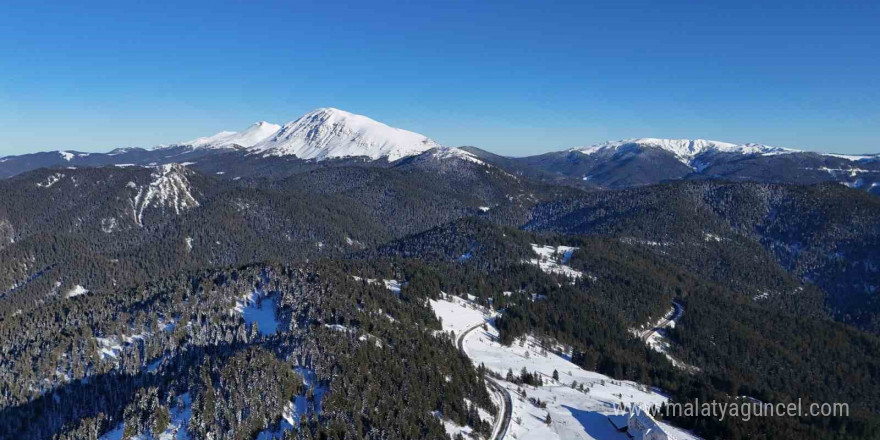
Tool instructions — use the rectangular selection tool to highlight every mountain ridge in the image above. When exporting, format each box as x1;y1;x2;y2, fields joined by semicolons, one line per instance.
1;109;878;193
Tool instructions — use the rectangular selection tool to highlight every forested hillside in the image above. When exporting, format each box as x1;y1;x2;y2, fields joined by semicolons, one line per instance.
0;159;877;440
526;181;880;332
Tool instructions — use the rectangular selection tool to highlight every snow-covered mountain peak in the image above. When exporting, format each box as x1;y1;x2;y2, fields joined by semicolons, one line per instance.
249;108;442;161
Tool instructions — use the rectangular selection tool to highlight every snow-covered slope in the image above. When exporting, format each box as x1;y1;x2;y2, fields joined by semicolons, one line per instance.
178;121;282;149
128;164;200;226
249;108;441;161
430;296;700;440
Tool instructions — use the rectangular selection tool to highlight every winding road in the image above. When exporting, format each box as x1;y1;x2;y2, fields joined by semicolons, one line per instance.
457;321;512;440
639;301;683;342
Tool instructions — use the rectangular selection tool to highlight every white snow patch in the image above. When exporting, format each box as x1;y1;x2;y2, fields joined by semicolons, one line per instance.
345;236;363;247
703;233;724;242
384;279;403;296
432;411;477;439
620;237;671;247
95;337;124;360
66;285;88;298
324;324;349;332
36;173;64;188
101;217;119;233
352;275;380;285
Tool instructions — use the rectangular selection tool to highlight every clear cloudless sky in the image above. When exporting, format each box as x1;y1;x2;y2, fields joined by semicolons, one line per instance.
1;0;878;156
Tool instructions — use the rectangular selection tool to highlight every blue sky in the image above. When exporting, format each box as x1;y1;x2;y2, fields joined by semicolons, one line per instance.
1;0;878;156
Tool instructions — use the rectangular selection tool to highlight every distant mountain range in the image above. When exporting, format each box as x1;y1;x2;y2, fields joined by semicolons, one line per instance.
1;108;877;194
465;139;879;193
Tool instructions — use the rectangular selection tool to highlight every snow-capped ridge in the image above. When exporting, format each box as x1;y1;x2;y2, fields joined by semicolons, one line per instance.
823;153;880;162
171;121;282;150
573;138;801;169
429;146;485;165
574;138;798;160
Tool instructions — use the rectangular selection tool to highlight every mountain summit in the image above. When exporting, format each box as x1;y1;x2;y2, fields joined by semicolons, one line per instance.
169;108;441;161
248;108;441;161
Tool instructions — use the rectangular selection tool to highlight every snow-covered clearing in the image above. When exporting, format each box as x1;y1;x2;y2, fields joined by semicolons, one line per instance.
351;276;404;297
432;410;478;439
95;319;176;362
232;290;281;335
526;244;583;280
257;367;327;439
101;393;193;440
429;294;493;338
431;297;699;440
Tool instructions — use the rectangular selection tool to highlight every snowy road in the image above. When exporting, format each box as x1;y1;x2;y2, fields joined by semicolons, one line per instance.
639;301;683;341
458;321;512;440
